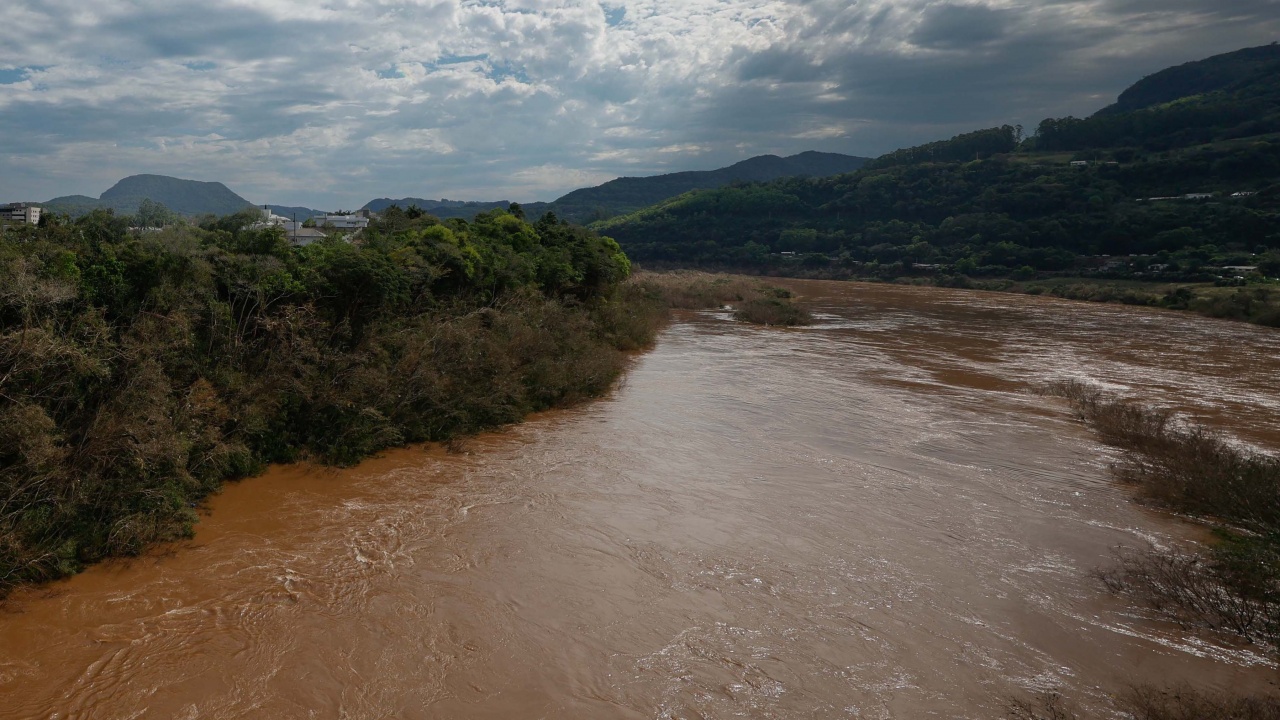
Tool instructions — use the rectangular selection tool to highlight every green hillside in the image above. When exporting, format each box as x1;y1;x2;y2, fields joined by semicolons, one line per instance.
1034;43;1280;152
600;45;1280;283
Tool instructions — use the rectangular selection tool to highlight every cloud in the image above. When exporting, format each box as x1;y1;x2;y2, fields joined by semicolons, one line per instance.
910;4;1011;49
0;0;1277;207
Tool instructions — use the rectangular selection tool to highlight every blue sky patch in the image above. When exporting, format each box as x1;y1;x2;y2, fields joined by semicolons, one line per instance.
0;66;45;84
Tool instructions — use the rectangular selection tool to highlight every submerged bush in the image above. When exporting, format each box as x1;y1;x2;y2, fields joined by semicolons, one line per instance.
1040;380;1280;649
733;297;814;326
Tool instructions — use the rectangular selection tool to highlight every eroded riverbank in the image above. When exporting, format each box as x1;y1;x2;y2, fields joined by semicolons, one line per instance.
2;280;1278;718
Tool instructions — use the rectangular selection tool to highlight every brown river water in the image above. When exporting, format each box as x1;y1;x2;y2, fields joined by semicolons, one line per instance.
3;280;1280;719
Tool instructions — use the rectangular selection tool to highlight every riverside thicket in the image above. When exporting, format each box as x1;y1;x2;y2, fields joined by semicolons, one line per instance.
0;206;653;596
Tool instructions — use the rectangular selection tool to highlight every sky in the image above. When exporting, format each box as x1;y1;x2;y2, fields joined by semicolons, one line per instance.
1;0;1278;208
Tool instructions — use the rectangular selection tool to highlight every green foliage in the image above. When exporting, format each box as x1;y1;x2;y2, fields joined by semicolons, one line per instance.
0;206;643;596
864;126;1019;170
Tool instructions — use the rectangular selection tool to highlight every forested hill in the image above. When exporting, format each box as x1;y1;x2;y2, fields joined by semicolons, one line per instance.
43;175;255;217
1098;43;1280;116
530;151;869;224
1034;43;1280;152
598;44;1280;279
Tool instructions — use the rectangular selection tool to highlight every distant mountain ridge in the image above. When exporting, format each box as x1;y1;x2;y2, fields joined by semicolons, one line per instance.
359;151;870;223
530;151;869;223
43;175;255;217
30;151;868;223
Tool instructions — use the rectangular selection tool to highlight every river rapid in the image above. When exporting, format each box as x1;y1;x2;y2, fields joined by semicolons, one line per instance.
3;280;1279;719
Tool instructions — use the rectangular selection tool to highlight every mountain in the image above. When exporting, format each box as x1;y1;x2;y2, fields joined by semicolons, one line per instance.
1035;43;1280;152
540;151;869;223
98;175;254;216
39;175;256;217
598;45;1280;277
1098;43;1280;116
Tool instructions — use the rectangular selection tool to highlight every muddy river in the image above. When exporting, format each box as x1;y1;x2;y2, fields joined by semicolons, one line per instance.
2;280;1279;718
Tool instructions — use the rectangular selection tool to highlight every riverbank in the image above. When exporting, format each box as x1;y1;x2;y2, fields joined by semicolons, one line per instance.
638;263;1280;328
971;277;1280;328
0;256;802;598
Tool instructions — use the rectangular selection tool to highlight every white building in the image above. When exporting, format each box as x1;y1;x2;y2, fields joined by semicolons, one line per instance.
255;206;291;227
2;203;41;226
313;214;370;230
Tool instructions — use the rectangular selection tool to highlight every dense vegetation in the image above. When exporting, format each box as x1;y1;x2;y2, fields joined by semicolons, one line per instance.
600;44;1280;300
602;136;1280;274
361;198;511;220
0;204;651;596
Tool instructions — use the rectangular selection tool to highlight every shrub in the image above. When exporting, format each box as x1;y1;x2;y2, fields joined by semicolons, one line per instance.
733;297;814;326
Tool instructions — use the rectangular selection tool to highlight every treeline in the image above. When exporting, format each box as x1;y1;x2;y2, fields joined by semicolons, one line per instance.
601;139;1280;275
863;126;1020;170
0;205;651;595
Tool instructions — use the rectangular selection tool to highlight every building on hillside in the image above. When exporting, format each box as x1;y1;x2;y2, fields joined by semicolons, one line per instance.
2;203;41;226
1232;191;1258;198
255;206;291;227
313;214;371;230
1070;161;1089;167
285;227;327;247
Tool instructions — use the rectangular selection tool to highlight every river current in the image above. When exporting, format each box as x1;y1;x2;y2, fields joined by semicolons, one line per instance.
2;280;1279;718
